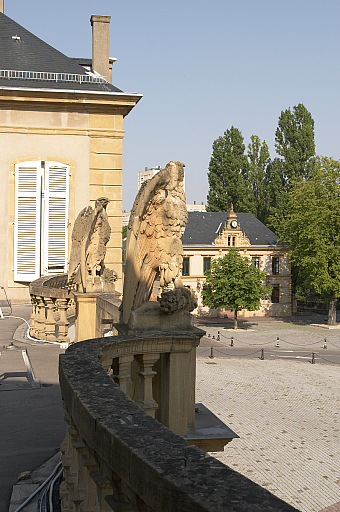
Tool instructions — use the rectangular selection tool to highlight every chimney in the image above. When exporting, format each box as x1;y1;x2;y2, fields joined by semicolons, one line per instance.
90;15;111;80
0;1;4;13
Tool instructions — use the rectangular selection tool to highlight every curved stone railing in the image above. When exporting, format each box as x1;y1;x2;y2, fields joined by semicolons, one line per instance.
59;334;299;512
29;275;74;342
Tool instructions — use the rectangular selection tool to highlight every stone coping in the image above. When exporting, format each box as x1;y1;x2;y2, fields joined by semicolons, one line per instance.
59;335;299;512
29;274;72;299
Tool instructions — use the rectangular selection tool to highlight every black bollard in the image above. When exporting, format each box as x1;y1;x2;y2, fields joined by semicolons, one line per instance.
230;336;234;347
312;352;315;364
209;347;214;359
260;348;264;360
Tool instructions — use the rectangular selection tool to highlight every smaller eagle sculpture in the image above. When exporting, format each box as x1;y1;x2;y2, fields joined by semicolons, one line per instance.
122;161;196;325
68;197;116;291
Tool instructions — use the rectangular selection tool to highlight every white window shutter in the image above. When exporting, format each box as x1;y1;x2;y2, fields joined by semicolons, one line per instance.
14;161;42;282
43;161;69;275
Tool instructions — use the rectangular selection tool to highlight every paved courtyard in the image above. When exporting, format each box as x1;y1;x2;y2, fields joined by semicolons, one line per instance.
196;354;340;512
1;309;339;512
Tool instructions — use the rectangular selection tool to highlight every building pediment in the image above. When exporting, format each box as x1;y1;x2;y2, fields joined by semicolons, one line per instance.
214;224;250;247
213;205;250;247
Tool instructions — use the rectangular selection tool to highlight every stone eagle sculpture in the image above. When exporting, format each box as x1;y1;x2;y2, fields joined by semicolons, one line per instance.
68;197;117;292
122;161;196;325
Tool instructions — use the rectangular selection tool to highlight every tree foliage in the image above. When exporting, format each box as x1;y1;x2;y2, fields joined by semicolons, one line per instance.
269;103;316;231
207;126;251;212
275;103;316;182
247;135;271;223
201;249;270;328
265;158;289;232
279;157;340;325
206;105;316;232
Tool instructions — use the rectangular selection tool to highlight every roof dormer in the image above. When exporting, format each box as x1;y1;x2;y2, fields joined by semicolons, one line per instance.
214;205;250;247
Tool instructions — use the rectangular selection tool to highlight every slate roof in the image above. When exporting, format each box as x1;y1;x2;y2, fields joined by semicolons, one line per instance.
182;212;279;247
0;12;123;93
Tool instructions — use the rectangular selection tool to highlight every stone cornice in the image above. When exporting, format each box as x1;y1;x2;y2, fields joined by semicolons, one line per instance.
0;87;142;116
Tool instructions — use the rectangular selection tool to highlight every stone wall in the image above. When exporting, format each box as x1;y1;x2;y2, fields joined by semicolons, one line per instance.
59;335;299;512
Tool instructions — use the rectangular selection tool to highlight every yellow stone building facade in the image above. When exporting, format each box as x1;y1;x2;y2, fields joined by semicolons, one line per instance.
181;208;292;317
0;10;141;302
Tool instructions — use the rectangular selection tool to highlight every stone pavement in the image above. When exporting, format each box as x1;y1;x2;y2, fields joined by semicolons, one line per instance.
195;312;340;349
196;355;340;512
0;305;66;512
1;306;339;512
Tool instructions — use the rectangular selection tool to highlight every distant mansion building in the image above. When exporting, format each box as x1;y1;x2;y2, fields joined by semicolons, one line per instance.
181;208;291;317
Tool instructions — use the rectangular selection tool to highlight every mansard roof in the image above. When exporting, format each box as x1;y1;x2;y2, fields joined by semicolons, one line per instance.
0;12;122;93
182;211;280;247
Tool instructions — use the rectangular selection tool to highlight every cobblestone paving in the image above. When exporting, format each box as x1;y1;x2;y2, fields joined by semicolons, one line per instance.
200;319;340;351
196;357;340;512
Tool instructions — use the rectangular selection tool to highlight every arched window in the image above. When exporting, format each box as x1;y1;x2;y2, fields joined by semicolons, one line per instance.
14;160;69;282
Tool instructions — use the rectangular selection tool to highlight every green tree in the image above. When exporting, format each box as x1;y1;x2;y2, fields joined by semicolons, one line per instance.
207;126;251;212
265;158;289;232
268;104;315;231
275;103;316;182
202;249;270;329
246;135;271;223
279;157;340;325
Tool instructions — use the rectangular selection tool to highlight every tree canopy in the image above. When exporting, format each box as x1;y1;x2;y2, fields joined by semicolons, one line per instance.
279;157;340;325
275;103;316;182
201;249;270;329
247;135;271;223
206;104;316;232
207;126;251;212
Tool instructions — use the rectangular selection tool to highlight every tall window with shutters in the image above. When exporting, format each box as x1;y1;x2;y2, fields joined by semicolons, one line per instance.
14;161;69;282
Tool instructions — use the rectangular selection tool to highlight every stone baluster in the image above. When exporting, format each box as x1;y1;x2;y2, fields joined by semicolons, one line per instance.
68;435;88;510
29;295;37;338
57;298;70;343
44;297;57;342
90;471;114;512
78;452;99;512
135;353;160;418
113;355;134;397
60;420;80;512
35;296;46;340
106;473;135;512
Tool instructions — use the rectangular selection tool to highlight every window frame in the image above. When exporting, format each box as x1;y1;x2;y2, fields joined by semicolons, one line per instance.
252;256;260;269
182;256;190;276
203;256;211;275
272;256;280;275
14;160;69;282
271;284;280;303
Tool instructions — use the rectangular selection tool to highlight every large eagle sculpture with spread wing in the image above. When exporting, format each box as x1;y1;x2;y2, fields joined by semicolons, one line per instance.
122;161;192;324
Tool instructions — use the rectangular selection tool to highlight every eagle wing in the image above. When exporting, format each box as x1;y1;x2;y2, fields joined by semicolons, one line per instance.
68;206;94;286
122;161;187;324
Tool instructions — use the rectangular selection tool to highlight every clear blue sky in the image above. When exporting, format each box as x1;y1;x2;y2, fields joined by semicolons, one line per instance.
5;0;340;210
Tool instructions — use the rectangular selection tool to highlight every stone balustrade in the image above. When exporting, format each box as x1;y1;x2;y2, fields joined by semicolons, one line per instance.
29;275;75;343
59;333;299;512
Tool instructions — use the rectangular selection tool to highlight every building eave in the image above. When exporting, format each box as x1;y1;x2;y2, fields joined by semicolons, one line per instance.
0;84;142;98
0;85;143;116
182;244;285;250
